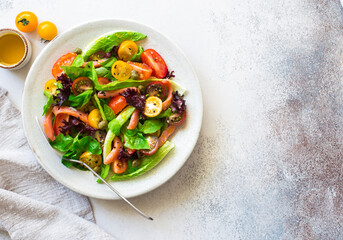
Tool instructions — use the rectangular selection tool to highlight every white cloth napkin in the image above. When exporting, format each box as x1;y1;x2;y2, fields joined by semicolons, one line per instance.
0;88;115;240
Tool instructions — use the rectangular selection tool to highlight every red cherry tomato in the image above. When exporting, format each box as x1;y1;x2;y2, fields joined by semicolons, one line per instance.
167;111;186;126
127;61;152;80
141;136;159;156
146;81;167;99
71;77;93;96
141;49;168;78
109;95;127;114
52;52;77;78
54;114;69;135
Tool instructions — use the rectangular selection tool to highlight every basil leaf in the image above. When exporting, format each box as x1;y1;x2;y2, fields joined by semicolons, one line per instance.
49;134;74;152
122;128;150;150
103;104;115;121
71;55;85;67
138;120;163;134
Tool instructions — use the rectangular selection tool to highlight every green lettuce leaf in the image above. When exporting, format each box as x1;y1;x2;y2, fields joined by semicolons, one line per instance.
71;55;85;67
68;90;93;108
82;31;147;60
122;129;150;150
130;46;144;62
138;120;163;134
42;94;53;115
100;57;117;68
103;104;115;121
110;141;174;181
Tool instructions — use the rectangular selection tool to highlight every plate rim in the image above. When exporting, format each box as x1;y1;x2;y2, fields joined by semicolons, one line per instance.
22;18;203;200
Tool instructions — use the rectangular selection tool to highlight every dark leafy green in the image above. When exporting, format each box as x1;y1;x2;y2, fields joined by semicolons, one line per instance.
49;134;74;152
122;127;150;150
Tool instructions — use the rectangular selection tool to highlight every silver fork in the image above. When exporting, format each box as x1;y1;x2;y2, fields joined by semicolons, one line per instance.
35;117;153;221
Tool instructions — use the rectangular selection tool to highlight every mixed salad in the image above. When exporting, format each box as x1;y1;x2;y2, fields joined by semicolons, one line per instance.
42;31;187;181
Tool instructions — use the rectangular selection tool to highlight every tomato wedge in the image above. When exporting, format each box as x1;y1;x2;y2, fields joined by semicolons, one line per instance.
54;113;69;135
127;61;152;80
158;125;175;147
127;109;139;130
44;107;55;141
52;52;77;78
141;49;168;78
52;106;89;125
104;137;122;164
109;95;127;115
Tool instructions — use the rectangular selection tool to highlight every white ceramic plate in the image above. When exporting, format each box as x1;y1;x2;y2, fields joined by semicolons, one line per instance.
22;19;202;200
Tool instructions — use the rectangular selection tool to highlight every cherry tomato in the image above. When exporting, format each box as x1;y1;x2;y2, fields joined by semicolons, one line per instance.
111;158;128;174
141;49;168;78
37;21;57;40
88;51;107;61
146;81;167;99
15;11;38;33
167;111;186;126
54;113;69;135
94;130;107;146
118;40;138;61
71;77;93;96
88;109;102;129
44;79;59;95
98;77;111;85
144;96;163;117
109;95;127;114
127;61;152;80
52;52;77;78
79;152;102;173
141;136;159;156
111;60;133;81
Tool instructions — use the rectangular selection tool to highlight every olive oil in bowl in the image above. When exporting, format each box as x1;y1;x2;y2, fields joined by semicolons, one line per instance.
0;33;25;66
0;28;32;70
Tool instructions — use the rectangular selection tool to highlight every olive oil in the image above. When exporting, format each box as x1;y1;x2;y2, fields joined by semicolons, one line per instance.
0;33;25;66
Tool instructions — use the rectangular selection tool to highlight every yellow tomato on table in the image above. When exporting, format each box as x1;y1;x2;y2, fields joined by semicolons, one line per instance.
15;11;38;33
37;21;57;40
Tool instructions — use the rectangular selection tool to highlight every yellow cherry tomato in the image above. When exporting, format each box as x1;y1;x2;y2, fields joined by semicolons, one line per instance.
118;40;138;61
44;79;58;95
111;60;133;81
144;96;162;117
79;152;102;172
88;109;102;129
37;21;57;40
15;11;38;33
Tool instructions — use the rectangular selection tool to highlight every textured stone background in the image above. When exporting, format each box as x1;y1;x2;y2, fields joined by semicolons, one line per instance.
1;0;343;239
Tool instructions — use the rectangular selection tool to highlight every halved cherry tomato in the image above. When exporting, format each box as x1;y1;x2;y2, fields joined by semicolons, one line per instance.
71;77;93;96
146;81;167;99
141;136;159;156
111;158;128;174
44;107;55;141
88;51;107;61
158;125;175;147
52;106;89;125
79;152;102;173
118;40;138;61
127;61;152;80
144;96;163;117
44;79;59;95
141;49;168;78
88;109;102;129
127;109;139;130
54;113;69;135
104;137;122;164
97;87;138;99
111;60;133;81
98;77;111;85
167;111;186;126
81;60;105;68
109;95;127;114
52;52;77;78
15;11;38;33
